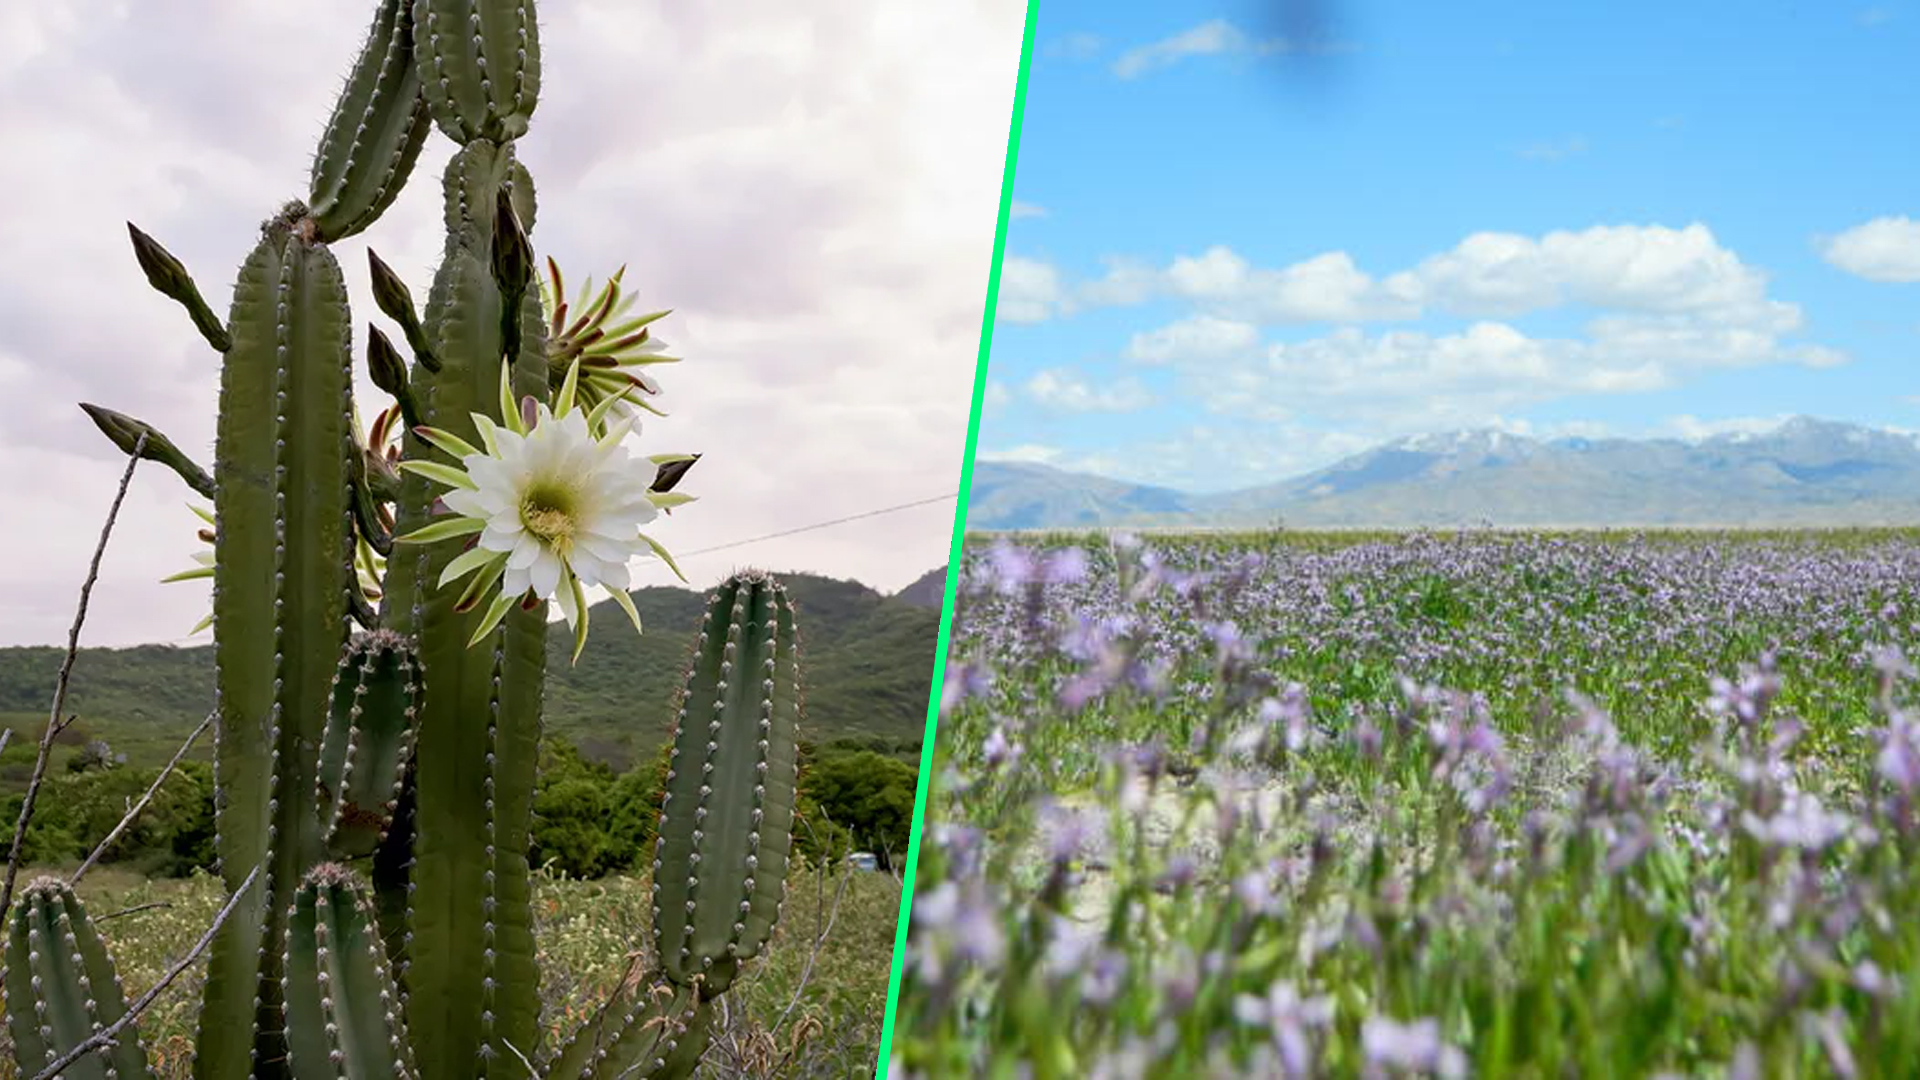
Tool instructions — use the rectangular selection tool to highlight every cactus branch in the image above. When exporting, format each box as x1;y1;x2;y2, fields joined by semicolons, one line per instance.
27;865;261;1080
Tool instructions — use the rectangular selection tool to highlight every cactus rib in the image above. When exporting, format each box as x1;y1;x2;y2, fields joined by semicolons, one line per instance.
651;571;802;996
196;205;357;1080
309;0;432;243
282;865;416;1079
413;0;542;145
318;631;419;860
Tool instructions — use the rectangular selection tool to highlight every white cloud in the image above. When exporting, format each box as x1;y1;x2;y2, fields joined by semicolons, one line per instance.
1663;414;1797;441
1009;201;1048;219
997;255;1073;322
1400;223;1793;323
1153;316;1841;436
0;0;1026;645
982;380;1012;411
1517;136;1588;161
1127;314;1260;364
1044;223;1791;332
1045;32;1105;61
1070;423;1375;493
1818;216;1920;282
977;443;1064;465
1024;368;1154;412
1111;19;1283;79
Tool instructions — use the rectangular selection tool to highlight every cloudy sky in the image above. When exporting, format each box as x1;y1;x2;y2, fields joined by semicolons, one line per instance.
0;0;1028;647
983;0;1920;492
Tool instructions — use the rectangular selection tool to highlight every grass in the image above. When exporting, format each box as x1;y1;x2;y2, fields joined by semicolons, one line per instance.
0;862;899;1079
893;528;1920;1078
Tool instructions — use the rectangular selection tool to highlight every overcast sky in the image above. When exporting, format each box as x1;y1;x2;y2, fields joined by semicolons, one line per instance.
0;1;1027;647
985;0;1920;492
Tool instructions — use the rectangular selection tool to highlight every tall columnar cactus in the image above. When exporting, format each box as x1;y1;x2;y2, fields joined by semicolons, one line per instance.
18;0;803;1078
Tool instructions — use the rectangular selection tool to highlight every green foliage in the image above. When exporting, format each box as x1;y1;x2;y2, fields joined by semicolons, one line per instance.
803;751;917;871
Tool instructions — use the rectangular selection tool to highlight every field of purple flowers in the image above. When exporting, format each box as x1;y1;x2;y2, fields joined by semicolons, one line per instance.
891;529;1920;1078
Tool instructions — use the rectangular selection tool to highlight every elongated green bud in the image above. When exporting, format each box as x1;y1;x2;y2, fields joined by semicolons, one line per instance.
309;0;431;242
369;249;440;372
367;324;423;431
78;403;217;499
544;976;706;1080
282;865;416;1080
413;0;542;144
651;570;801;996
126;221;232;352
318;630;419;860
491;186;532;298
2;877;157;1080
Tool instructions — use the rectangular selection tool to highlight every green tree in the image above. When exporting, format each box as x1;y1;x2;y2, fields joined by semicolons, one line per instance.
802;750;916;871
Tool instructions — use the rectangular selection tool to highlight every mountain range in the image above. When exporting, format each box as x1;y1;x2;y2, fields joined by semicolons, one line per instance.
0;570;945;781
971;417;1920;530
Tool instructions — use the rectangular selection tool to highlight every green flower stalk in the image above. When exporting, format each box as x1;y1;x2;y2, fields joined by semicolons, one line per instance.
396;358;693;661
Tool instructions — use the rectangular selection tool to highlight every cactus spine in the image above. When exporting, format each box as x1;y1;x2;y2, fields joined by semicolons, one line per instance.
22;1;807;1078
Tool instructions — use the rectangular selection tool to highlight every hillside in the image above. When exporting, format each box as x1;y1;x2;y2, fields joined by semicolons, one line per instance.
971;418;1920;530
0;570;943;780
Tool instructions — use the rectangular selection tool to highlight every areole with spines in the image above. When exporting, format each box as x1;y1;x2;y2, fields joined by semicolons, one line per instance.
9;0;802;1077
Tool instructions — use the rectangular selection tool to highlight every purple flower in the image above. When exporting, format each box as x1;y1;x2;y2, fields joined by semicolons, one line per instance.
1361;1016;1466;1078
1234;981;1333;1078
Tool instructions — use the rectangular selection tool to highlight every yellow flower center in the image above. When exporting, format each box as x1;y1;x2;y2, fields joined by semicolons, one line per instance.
521;484;578;555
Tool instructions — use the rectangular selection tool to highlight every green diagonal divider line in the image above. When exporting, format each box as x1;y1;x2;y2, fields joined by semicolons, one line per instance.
872;2;1039;1075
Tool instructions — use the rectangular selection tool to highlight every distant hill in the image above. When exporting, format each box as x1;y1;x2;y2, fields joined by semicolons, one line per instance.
969;460;1194;529
892;567;949;609
971;418;1920;530
0;571;939;779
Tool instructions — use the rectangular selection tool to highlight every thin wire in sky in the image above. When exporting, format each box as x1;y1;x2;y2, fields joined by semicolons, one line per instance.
673;492;960;561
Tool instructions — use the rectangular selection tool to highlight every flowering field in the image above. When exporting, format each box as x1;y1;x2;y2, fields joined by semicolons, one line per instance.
892;529;1920;1078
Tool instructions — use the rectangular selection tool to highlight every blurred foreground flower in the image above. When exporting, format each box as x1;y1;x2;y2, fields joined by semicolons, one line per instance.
397;358;693;662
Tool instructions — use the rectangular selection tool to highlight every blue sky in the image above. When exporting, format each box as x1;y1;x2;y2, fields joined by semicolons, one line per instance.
980;0;1920;493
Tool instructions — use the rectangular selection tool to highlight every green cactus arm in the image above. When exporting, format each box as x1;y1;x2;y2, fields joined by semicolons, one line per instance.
412;0;541;144
318;631;420;861
386;140;541;1077
78;403;217;500
282;865;417;1079
651;571;802;996
542;975;705;1080
196;205;357;1080
3;878;157;1080
308;0;431;243
126;221;232;352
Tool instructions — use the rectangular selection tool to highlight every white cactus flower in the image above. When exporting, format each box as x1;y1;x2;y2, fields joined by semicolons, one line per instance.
396;357;693;662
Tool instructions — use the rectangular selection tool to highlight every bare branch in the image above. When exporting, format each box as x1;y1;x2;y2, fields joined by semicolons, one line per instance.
771;810;854;1040
2;434;147;927
30;863;260;1080
93;900;172;923
70;710;215;887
